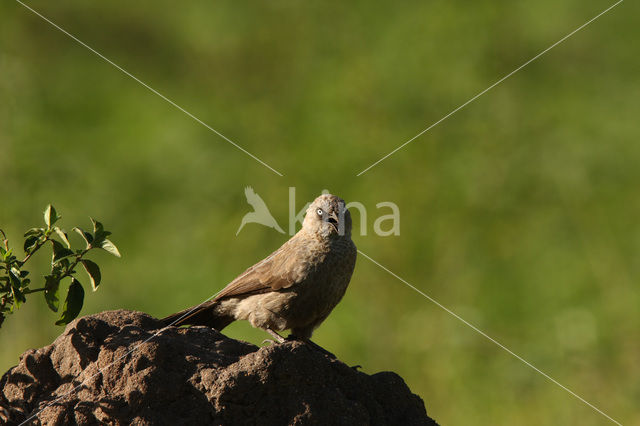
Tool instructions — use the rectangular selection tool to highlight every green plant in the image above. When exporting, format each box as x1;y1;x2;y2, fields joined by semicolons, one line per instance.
0;205;120;328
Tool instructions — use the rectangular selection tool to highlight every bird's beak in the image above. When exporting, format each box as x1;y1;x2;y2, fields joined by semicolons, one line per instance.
327;212;339;232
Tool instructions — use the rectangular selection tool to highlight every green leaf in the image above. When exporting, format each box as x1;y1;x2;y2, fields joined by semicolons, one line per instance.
91;219;111;245
2;248;12;261
23;235;39;253
73;227;93;249
44;205;61;228
24;227;44;238
100;239;121;257
51;262;64;277
57;258;70;270
94;231;111;246
53;227;71;248
8;269;21;289
44;275;61;312
11;285;26;308
55;278;84;326
90;218;104;234
81;259;101;291
51;240;74;263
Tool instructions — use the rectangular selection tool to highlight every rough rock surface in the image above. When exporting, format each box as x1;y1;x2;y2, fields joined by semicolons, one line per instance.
0;310;437;425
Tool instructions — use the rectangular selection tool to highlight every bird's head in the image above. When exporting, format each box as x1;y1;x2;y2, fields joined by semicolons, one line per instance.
303;194;352;238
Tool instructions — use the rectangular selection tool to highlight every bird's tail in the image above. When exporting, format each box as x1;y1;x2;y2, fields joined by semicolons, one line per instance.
161;300;234;330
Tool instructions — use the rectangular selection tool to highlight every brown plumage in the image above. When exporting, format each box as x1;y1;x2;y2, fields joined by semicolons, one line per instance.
162;194;357;342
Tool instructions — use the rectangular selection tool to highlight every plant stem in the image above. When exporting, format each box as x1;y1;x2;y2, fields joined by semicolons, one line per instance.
23;287;46;294
58;248;91;281
19;238;48;266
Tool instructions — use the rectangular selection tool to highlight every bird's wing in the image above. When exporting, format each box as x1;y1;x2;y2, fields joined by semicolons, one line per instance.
214;237;310;301
245;186;268;211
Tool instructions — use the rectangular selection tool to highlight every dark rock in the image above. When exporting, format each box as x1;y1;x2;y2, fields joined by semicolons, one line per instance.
1;310;437;425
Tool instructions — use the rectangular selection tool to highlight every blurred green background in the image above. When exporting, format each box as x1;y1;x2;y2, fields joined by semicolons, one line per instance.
1;0;637;424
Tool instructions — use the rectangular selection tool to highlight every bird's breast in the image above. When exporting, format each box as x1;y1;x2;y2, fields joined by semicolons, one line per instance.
283;238;356;322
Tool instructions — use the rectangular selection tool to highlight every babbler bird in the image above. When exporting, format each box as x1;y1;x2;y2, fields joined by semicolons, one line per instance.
163;194;357;345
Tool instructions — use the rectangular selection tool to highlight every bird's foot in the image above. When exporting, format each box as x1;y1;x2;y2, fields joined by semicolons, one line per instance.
265;328;286;343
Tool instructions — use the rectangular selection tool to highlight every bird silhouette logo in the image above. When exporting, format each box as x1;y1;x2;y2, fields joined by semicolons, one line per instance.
236;186;285;235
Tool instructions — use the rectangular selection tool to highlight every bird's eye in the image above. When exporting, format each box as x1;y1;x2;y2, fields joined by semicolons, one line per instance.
316;209;323;216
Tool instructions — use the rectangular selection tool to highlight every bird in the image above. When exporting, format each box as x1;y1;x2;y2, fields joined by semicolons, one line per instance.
163;194;357;347
236;186;285;235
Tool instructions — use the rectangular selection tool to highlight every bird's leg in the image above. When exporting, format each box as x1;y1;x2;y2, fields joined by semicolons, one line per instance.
262;328;285;345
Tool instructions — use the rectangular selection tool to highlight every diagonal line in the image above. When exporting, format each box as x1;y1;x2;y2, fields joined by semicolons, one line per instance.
15;0;284;177
357;249;622;425
18;289;225;425
356;0;623;176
